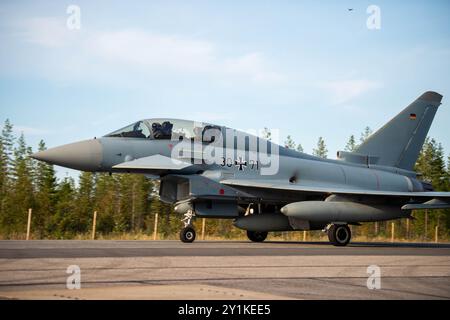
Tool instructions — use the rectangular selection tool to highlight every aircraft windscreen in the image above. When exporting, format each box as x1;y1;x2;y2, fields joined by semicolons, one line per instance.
105;121;151;138
167;120;222;143
105;119;222;142
170;120;199;140
146;119;201;141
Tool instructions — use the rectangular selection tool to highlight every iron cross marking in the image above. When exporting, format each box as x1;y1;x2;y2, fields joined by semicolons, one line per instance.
235;157;247;171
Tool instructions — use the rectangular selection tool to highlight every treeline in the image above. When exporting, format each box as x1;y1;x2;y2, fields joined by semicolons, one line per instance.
0;119;449;240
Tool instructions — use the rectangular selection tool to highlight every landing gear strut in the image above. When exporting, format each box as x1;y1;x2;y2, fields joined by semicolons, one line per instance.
247;230;268;242
180;209;196;243
327;224;351;246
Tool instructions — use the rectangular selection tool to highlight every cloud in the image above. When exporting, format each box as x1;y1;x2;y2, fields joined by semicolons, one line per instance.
89;29;284;84
321;79;383;105
14;18;285;85
90;30;215;73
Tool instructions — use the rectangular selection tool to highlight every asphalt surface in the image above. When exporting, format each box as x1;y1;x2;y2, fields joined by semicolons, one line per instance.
1;240;449;258
0;240;449;299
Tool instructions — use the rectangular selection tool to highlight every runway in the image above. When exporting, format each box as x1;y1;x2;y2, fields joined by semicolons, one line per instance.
0;240;449;299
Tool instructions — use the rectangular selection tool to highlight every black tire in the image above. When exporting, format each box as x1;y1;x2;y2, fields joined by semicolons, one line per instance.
180;226;196;243
328;224;351;246
247;230;268;242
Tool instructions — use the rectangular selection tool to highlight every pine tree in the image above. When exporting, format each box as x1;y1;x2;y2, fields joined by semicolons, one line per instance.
1;119;15;173
359;126;373;144
414;137;448;240
0;136;7;221
284;135;303;153
95;173;118;234
115;173;135;233
432;143;446;189
447;154;450;187
4;133;35;236
0;119;15;226
34;140;57;237
132;174;153;232
345;135;357;152
284;135;296;149
313;137;328;158
91;173;154;235
74;171;96;234
415;138;446;186
50;177;76;238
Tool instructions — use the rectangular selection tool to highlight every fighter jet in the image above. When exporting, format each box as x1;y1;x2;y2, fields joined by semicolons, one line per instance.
32;91;450;246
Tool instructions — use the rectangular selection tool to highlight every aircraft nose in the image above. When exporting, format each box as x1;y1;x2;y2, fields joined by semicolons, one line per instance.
31;139;103;171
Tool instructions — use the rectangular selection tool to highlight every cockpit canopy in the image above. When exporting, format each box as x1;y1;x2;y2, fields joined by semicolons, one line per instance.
105;119;222;143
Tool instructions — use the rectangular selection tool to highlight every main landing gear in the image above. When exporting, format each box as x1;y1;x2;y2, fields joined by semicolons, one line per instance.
327;224;351;246
180;209;196;243
247;230;268;242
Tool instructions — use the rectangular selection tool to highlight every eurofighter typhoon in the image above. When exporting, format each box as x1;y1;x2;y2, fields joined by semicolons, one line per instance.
32;91;450;246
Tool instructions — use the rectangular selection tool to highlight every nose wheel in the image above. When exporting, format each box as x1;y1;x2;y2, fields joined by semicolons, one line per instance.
327;224;351;246
180;226;196;243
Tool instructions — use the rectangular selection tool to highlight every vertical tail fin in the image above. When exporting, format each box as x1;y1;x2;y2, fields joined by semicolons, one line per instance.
355;91;443;171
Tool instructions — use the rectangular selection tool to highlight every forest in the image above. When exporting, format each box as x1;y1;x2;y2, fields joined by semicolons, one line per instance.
0;119;449;241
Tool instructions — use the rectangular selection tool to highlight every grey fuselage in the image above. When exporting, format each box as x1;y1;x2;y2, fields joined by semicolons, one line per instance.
96;136;424;202
30;123;426;232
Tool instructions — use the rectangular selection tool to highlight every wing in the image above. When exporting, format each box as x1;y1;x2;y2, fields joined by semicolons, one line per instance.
221;179;450;210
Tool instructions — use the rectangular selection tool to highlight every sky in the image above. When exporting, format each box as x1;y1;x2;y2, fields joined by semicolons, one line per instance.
1;0;450;180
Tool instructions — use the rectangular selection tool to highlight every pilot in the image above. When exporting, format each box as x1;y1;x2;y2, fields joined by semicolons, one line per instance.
152;122;162;139
161;121;173;139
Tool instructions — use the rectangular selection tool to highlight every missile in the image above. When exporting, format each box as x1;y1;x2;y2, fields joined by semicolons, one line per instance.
280;201;407;223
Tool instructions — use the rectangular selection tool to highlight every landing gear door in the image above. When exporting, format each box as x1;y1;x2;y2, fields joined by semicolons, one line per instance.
159;176;190;203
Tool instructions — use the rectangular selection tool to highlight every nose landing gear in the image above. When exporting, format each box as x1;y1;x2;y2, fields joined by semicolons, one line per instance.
180;209;196;243
180;226;196;243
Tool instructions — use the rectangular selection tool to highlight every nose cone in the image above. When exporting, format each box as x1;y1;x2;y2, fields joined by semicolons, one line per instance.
31;139;103;171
